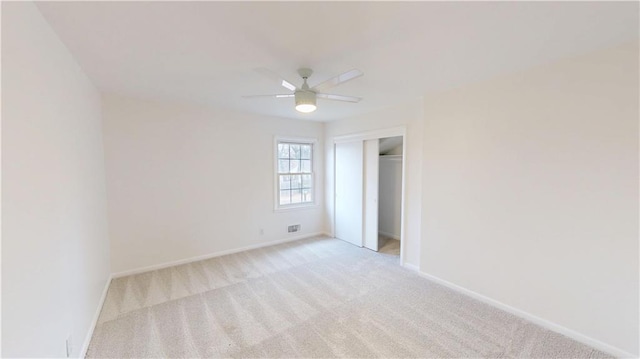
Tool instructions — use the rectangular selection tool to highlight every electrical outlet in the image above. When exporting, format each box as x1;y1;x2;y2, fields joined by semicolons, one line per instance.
287;224;300;233
66;335;73;357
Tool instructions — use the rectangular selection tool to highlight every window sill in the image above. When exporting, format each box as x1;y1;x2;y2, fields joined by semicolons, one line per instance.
274;203;319;213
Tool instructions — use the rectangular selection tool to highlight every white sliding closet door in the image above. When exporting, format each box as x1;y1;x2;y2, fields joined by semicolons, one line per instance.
334;140;364;247
363;139;379;251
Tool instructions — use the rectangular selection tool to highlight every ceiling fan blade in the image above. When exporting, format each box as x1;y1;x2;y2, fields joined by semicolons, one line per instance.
312;69;363;92
254;68;297;92
316;93;362;103
242;94;295;99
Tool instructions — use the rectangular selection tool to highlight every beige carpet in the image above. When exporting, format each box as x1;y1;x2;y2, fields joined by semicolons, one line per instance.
87;236;610;358
378;236;400;256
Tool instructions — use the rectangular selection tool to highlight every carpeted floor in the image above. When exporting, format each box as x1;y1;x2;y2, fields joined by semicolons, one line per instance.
87;236;611;358
378;236;400;256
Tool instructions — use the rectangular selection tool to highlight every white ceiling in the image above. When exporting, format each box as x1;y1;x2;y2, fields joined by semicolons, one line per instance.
36;1;638;122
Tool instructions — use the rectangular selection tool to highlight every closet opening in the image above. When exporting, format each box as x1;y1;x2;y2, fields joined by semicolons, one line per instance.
377;136;403;257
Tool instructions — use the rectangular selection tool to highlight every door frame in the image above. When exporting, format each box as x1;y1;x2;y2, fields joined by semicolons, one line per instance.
333;126;407;265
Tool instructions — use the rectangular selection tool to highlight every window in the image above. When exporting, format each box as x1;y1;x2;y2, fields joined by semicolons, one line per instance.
276;139;315;209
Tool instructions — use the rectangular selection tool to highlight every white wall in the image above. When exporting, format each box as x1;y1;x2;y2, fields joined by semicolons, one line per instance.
102;94;325;274
324;100;424;267
2;3;111;357
378;156;402;239
421;42;639;356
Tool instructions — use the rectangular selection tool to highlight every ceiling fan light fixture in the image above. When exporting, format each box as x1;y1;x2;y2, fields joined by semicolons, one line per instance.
295;91;317;113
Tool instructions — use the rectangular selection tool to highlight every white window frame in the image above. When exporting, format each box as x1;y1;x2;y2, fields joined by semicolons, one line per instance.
274;136;318;212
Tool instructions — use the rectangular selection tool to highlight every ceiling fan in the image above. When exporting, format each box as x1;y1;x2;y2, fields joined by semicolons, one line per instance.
243;68;363;113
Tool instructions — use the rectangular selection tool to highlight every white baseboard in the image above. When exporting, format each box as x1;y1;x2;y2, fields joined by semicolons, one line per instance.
402;262;419;272
111;232;325;278
80;274;112;358
410;270;636;359
378;230;400;240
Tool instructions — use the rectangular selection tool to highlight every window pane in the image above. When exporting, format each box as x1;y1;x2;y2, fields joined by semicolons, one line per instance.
291;189;302;204
279;190;291;205
278;159;289;173
290;145;301;159
302;189;313;203
280;175;291;190
301;145;311;159
290;175;302;189
301;159;311;173
290;159;301;173
302;174;312;188
278;144;290;159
